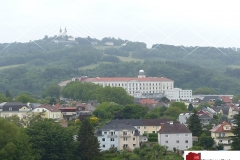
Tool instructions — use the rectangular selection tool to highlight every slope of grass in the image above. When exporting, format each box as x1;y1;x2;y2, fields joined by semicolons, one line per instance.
0;64;25;70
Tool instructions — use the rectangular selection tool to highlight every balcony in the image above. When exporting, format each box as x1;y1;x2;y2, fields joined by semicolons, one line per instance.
107;135;118;138
120;134;131;138
218;142;231;146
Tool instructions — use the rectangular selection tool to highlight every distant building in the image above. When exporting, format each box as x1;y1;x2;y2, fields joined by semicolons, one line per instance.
104;42;114;46
60;70;192;101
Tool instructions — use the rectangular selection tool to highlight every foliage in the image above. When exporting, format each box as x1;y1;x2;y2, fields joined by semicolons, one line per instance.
231;112;240;150
61;82;134;105
219;114;228;123
15;93;37;103
102;55;120;63
121;104;148;119
77;118;102;160
26;119;76;160
164;102;187;120
42;84;61;98
0;118;40;160
198;134;215;150
159;97;170;103
214;99;224;106
188;109;203;137
90;116;99;125
188;103;194;111
232;94;240;103
187;146;203;151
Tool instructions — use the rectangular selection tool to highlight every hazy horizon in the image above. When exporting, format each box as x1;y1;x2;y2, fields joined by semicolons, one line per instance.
1;0;240;48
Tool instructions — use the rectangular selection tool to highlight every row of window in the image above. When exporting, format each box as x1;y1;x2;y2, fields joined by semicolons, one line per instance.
102;138;136;141
102;144;137;148
165;140;189;143
100;83;173;86
165;134;189;137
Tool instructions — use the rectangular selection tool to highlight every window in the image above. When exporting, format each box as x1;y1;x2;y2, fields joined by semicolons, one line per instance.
104;132;107;135
186;146;189;149
152;131;155;133
9;107;12;111
111;144;115;147
185;140;188;143
123;144;128;148
176;134;180;137
102;145;105;148
110;138;114;141
185;134;189;137
219;140;222;142
165;141;168;143
123;138;127;141
102;138;105;141
133;138;135;141
137;126;140;129
133;144;136;147
165;134;169;137
176;140;179;143
144;126;146;129
123;131;127;135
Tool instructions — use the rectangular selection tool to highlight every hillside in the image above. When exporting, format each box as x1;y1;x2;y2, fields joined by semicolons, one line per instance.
0;37;240;96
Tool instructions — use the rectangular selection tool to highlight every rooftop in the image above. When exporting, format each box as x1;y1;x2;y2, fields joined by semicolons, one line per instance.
81;77;173;82
159;122;192;134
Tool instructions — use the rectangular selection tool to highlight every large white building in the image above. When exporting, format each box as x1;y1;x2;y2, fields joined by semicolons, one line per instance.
60;70;192;101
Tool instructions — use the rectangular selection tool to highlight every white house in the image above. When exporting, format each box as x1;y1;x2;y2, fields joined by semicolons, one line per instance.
32;104;63;120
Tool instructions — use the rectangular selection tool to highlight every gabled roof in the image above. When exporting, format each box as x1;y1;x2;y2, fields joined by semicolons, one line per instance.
202;96;220;102
198;113;212;119
142;119;171;126
138;98;159;105
220;96;232;103
216;106;230;115
36;104;61;112
111;119;141;126
100;123;137;131
0;102;28;111
210;121;233;133
159;122;192;134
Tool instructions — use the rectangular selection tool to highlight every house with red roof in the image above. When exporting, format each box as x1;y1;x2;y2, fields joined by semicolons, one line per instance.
137;98;167;110
220;96;232;106
210;121;234;150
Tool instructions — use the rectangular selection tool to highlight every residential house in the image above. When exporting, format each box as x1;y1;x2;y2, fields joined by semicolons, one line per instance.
137;98;167;111
202;96;221;105
178;112;193;125
111;119;142;134
158;121;192;151
210;121;234;150
198;113;213;125
230;106;239;115
104;42;114;46
32;104;63;120
0;102;30;119
141;119;170;134
220;96;232;106
215;106;234;119
77;111;92;121
97;122;140;151
59;106;79;121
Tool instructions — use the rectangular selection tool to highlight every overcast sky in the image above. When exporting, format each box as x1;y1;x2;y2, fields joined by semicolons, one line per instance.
1;0;240;48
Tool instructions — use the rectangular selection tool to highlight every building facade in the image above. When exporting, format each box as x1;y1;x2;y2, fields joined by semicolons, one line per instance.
60;70;192;101
158;121;192;151
32;104;63;119
97;122;140;151
0;102;31;119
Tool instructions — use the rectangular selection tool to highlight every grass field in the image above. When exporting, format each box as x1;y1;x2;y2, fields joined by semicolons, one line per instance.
78;62;112;70
0;64;25;70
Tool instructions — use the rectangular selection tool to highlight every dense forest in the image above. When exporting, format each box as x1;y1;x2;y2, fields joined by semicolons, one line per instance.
0;36;240;96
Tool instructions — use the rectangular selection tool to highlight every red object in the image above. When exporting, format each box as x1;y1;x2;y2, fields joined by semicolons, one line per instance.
186;152;201;160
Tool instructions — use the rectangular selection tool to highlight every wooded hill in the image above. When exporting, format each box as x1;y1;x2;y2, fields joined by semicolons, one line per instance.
0;36;240;96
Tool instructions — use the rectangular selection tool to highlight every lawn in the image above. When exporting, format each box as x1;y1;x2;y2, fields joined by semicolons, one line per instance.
227;64;240;69
93;45;120;50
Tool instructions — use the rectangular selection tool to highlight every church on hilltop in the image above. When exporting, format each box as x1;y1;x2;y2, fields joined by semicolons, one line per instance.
54;27;75;43
59;70;193;101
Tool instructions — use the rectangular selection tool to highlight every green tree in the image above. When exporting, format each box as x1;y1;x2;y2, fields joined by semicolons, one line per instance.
199;134;215;150
231;112;240;150
42;84;61;98
159;97;170;103
77;118;102;160
0;92;9;103
232;94;240;103
193;87;217;95
188;109;202;137
164;107;183;120
188;103;194;111
26;119;76;160
214;99;224;106
15;93;36;103
121;104;148;119
170;102;187;111
0;118;39;160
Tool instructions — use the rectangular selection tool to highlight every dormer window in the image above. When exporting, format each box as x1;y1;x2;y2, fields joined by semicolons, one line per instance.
9;107;12;111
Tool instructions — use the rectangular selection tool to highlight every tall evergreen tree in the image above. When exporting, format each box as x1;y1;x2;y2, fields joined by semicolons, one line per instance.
188;103;194;111
77;118;102;160
188;109;202;137
231;112;240;150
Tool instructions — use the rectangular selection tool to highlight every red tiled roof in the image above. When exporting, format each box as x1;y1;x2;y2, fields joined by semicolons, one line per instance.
221;96;232;103
59;107;77;110
210;121;234;133
81;77;173;82
231;106;239;111
139;98;159;104
54;103;61;110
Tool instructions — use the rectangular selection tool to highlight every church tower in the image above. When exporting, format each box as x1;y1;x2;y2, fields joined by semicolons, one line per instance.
59;27;62;36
